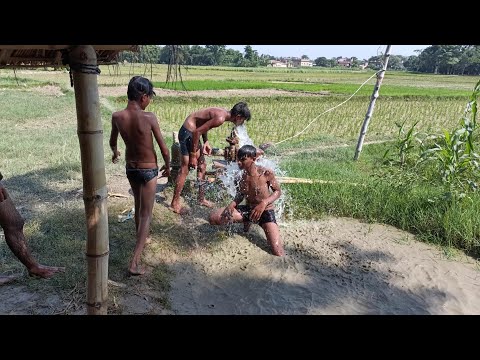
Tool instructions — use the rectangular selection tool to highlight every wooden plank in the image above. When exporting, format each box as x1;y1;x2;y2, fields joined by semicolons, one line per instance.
0;45;137;51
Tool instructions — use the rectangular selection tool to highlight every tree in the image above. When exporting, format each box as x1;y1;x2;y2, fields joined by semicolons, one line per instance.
314;56;330;67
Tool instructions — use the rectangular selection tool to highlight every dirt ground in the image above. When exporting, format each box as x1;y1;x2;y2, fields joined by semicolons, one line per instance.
1;85;479;315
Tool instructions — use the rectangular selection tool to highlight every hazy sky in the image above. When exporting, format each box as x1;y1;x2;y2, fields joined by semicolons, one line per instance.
225;45;430;60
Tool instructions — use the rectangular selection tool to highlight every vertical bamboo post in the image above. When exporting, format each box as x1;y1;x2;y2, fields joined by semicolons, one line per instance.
70;45;109;315
354;45;392;161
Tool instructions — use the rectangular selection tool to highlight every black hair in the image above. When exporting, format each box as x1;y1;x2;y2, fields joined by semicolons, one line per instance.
237;144;257;160
231;101;251;121
127;76;156;101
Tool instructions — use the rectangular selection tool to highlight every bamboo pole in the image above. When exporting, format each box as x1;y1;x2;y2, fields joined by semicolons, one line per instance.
354;45;392;161
70;45;109;315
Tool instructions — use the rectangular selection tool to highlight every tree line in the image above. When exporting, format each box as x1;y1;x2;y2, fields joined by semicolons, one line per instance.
118;45;480;75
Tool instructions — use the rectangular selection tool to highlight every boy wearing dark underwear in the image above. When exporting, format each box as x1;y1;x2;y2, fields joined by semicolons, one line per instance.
208;145;284;256
170;102;251;214
109;76;170;275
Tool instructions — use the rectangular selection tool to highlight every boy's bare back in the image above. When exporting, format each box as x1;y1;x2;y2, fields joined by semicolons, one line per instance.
112;109;159;168
183;107;228;131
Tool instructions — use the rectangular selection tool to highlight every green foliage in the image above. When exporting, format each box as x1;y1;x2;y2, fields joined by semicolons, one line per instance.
383;120;419;166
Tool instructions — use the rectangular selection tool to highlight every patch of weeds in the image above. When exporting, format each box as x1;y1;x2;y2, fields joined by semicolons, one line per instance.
147;262;173;310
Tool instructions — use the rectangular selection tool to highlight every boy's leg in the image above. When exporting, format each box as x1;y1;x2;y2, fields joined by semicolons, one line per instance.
170;155;190;214
0;185;64;278
128;178;157;275
261;222;284;256
197;153;213;208
209;207;243;225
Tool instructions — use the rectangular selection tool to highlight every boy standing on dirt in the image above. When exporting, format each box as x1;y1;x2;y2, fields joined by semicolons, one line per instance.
208;145;285;256
109;76;170;275
0;172;65;284
170;102;251;215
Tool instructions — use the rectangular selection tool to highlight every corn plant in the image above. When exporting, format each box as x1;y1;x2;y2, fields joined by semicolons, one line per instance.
419;79;480;196
383;120;419;166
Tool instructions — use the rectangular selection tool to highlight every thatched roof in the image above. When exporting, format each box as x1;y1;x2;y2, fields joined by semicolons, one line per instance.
0;45;138;68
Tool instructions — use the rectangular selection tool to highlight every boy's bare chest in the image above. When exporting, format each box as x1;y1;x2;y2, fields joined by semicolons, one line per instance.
239;175;268;194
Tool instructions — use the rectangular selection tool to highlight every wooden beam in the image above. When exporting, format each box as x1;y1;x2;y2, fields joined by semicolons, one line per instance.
0;45;138;51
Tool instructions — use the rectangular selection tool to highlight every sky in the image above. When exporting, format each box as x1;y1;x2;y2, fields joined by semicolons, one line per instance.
225;45;430;60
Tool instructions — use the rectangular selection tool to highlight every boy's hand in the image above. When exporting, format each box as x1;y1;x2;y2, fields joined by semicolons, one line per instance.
250;201;267;222
203;142;212;156
189;155;197;170
112;150;121;164
159;165;170;178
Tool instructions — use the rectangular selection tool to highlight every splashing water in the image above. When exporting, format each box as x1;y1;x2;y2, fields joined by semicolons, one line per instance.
218;124;289;221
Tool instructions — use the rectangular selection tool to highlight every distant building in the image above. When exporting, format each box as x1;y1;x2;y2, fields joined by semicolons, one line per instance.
336;57;353;67
268;60;288;68
289;57;313;67
300;58;313;67
268;57;313;68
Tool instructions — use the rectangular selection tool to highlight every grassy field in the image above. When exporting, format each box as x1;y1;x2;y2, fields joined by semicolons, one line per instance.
1;64;479;304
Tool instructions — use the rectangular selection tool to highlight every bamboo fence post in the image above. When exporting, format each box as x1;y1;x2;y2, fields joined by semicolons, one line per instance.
354;45;392;161
70;45;109;315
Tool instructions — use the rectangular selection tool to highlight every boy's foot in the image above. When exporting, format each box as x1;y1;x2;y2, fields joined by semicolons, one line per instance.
28;265;65;279
0;274;22;285
198;199;214;208
128;264;146;276
168;205;190;215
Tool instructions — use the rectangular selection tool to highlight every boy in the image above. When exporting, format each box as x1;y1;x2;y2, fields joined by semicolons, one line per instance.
0;172;64;284
109;76;170;275
170;102;251;214
208;145;285;256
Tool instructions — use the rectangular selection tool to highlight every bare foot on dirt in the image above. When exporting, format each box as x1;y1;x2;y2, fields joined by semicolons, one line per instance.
0;274;22;285
28;265;65;279
168;205;190;215
198;199;214;208
128;264;146;276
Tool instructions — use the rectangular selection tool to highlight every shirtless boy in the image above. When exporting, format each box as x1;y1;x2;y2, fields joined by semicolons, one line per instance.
109;76;170;275
170;102;251;214
208;145;284;256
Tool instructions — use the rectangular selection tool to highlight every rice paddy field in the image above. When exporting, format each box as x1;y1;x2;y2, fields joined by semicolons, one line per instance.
1;63;480;298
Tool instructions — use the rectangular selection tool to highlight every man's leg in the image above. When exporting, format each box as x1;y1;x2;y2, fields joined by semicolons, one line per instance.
128;177;157;275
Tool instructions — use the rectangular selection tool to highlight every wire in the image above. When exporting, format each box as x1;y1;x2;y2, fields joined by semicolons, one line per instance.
273;69;383;146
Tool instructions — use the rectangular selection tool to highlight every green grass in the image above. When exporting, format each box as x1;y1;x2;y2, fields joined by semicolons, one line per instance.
153;79;473;97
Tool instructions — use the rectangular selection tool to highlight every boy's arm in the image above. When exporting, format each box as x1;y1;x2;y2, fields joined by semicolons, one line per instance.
202;133;212;155
189;116;224;169
250;171;281;222
109;115;121;163
263;171;282;206
150;114;171;177
191;116;224;154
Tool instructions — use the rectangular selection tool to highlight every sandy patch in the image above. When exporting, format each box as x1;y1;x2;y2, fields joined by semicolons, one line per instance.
168;217;480;315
